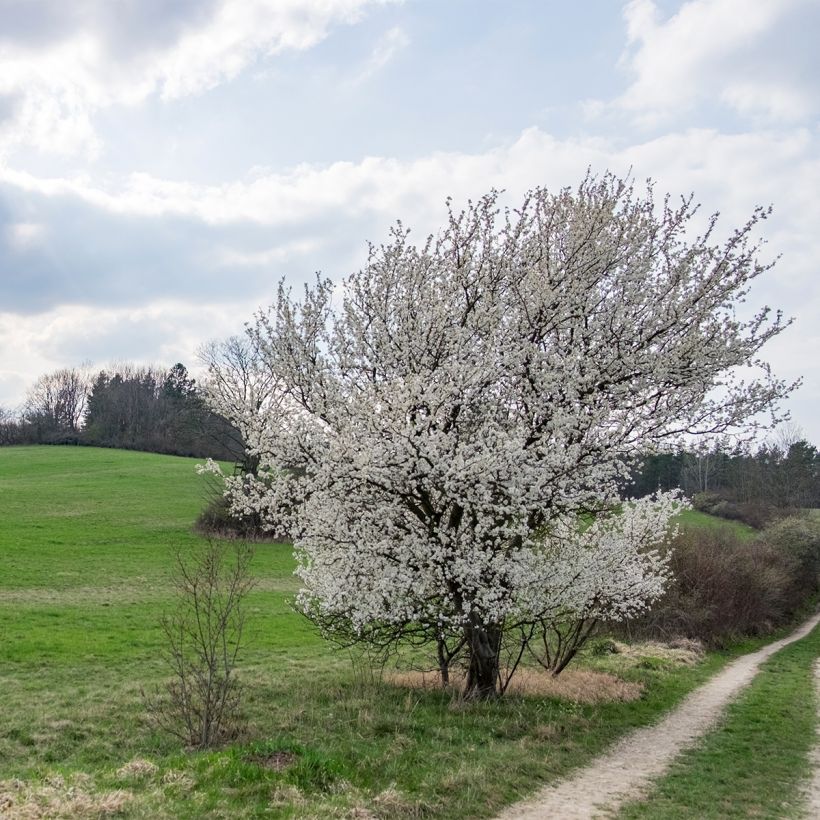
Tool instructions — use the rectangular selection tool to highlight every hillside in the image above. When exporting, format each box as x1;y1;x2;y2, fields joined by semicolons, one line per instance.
0;445;793;818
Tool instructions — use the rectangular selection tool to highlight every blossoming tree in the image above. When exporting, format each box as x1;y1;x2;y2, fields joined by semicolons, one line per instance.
204;174;792;698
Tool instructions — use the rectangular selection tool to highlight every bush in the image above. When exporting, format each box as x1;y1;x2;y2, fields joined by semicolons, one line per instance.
624;516;818;647
759;514;820;602
195;493;270;541
143;540;255;748
691;491;780;529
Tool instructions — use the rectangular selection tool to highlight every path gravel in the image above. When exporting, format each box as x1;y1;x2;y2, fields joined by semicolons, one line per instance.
804;659;820;818
496;611;820;820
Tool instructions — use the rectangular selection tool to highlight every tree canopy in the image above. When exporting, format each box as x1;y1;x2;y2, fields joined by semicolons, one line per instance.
205;174;793;698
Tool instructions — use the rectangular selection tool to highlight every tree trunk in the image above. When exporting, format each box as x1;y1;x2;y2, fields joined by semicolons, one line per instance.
437;637;450;687
463;616;501;699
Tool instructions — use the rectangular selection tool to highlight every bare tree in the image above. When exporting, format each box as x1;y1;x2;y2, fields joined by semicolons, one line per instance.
681;440;731;495
23;366;91;435
144;540;255;748
199;335;281;472
0;406;21;445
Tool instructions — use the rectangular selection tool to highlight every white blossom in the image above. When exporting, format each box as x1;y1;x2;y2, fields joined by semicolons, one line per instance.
204;174;792;696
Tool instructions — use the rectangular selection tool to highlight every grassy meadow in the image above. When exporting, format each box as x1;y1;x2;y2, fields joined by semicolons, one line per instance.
0;445;808;818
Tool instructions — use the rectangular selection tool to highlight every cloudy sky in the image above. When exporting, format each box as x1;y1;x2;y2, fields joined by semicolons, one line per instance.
1;0;818;441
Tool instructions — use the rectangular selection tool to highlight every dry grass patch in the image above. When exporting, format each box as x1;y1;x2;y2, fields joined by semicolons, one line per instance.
267;783;308;811
0;583;164;607
160;770;194;792
611;639;705;668
507;668;643;703
349;786;425;819
115;758;158;781
386;667;644;704
244;751;297;772
0;774;132;818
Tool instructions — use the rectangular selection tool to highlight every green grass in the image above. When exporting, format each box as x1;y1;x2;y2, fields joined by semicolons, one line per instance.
618;622;820;819
675;508;757;540
0;445;789;818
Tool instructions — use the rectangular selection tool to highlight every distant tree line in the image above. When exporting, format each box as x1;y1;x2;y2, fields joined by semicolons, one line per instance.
3;360;817;520
625;429;820;524
0;363;241;461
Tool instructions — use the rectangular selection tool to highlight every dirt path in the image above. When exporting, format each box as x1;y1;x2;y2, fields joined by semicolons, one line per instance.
496;612;820;820
804;659;820;818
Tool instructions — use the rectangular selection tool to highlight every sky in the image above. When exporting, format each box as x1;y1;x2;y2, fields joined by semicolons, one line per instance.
0;0;818;442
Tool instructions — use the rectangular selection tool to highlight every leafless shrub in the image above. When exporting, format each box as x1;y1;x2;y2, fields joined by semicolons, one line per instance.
759;514;820;601
527;615;599;677
623;523;811;646
144;539;255;748
692;491;781;529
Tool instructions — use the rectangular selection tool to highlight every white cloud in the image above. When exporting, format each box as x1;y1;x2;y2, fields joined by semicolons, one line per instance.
607;0;817;125
350;25;409;85
0;0;398;157
721;81;809;121
0;299;258;408
215;237;321;267
4;126;817;241
1;125;817;434
6;221;45;248
156;0;392;100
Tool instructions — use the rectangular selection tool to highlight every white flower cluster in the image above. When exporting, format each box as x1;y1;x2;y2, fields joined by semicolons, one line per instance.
513;492;684;624
203;175;790;657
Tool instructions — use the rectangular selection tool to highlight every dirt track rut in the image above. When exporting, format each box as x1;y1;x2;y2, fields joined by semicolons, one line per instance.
496;612;820;820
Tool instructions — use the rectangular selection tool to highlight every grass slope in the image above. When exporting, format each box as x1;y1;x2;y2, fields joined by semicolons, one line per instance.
674;508;757;540
0;445;774;818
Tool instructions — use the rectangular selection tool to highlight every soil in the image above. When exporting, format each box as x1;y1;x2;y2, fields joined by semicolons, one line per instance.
496;612;820;820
